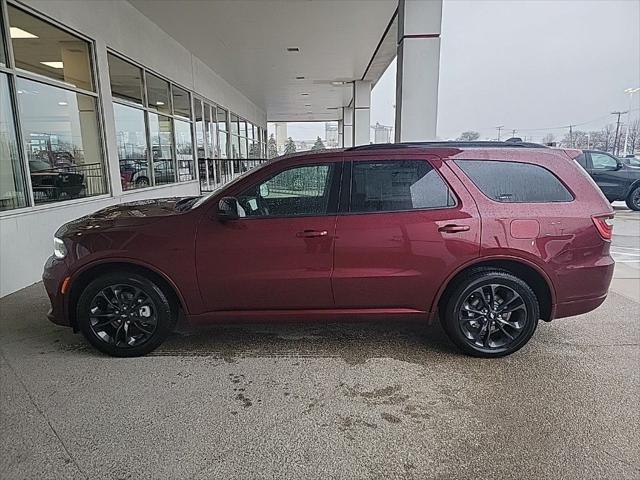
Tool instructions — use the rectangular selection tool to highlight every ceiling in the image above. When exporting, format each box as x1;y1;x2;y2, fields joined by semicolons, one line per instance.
129;0;398;121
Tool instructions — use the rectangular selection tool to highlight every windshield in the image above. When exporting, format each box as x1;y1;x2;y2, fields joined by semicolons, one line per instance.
190;161;273;210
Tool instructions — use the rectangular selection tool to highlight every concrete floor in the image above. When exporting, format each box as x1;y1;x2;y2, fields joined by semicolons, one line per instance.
1;211;638;480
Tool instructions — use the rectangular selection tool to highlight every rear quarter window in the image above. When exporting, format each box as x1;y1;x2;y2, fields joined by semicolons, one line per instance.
455;159;573;203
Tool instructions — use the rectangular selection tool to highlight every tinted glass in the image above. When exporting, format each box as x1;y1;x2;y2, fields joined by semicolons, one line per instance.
17;77;106;204
575;153;588;169
591;152;618;170
0;74;28;210
237;165;332;217
146;73;170;114
148;113;175;185
351;160;454;212
174;119;194;182
455;160;573;203
8;6;93;91
108;53;143;104
194;99;205;160
230;114;239;136
172;85;191;119
113;103;148;190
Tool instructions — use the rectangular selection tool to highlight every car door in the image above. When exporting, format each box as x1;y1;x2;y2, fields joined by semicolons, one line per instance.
331;155;481;314
587;151;627;201
195;158;341;312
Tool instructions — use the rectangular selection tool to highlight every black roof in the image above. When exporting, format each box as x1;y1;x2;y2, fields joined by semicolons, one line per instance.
346;141;547;152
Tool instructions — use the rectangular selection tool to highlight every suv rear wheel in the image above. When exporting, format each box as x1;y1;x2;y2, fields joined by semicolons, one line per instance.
626;185;640;211
76;272;175;357
441;270;539;357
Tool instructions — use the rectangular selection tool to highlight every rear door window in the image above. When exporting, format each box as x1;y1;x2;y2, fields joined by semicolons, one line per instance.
590;152;618;170
455;160;573;203
350;160;455;213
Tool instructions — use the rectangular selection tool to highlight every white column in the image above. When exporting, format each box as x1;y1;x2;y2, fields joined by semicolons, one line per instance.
352;80;371;146
343;107;353;148
337;119;344;148
395;0;442;142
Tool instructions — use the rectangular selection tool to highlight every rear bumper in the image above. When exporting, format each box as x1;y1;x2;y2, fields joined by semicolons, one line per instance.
553;255;615;319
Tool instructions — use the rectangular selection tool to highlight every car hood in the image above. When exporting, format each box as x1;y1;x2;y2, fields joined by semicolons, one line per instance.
56;197;197;237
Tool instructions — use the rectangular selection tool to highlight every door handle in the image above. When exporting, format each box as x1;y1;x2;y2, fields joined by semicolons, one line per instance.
296;230;328;238
438;224;470;233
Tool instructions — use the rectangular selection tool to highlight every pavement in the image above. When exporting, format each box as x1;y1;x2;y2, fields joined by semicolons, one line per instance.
1;210;639;480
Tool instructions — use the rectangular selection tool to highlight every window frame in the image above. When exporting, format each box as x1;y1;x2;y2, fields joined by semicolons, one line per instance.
0;0;110;214
454;158;575;204
232;161;342;220
107;49;196;190
342;158;458;215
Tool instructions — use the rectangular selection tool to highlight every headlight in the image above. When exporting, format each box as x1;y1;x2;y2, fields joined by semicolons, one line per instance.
53;237;67;259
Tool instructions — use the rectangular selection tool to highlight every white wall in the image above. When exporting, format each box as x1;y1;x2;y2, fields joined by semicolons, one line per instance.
1;0;267;296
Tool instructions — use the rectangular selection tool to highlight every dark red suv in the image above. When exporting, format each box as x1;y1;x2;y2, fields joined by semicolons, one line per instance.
43;142;615;357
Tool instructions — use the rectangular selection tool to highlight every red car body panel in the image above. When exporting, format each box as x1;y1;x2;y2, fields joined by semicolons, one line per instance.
43;145;614;330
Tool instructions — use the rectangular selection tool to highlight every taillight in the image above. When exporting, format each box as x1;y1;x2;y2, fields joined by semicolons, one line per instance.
592;214;614;240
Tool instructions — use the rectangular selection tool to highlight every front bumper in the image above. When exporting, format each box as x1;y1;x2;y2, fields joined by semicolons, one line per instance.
42;255;71;327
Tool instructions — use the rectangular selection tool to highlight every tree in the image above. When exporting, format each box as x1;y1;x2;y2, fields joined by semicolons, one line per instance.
542;133;555;145
457;131;480;141
267;134;278;159
284;137;297;155
626;118;640;155
311;136;326;151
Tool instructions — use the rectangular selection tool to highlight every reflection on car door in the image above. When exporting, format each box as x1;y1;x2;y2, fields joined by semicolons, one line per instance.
195;159;342;312
331;157;480;314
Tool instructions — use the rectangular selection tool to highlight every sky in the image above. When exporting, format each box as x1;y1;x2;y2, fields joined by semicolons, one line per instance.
278;0;640;144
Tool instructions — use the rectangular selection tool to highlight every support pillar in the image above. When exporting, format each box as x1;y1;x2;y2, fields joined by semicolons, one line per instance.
343;107;353;148
353;80;371;146
395;0;442;142
337;119;344;147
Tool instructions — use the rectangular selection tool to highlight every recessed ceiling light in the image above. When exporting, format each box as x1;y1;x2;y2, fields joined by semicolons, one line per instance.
286;47;300;52
10;27;38;39
40;61;64;69
326;107;339;110
301;93;309;96
155;101;165;106
331;81;347;86
57;101;68;106
296;76;305;80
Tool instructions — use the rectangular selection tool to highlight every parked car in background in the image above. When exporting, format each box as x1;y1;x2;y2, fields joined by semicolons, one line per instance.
574;150;640;211
620;155;640;168
29;160;85;201
44;142;615;358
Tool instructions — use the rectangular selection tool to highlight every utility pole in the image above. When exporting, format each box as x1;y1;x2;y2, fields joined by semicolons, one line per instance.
511;129;517;138
611;111;627;155
569;125;574;147
495;125;504;141
623;88;640;156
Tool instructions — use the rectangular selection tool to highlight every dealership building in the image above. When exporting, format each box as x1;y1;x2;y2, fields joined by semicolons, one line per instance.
0;0;442;297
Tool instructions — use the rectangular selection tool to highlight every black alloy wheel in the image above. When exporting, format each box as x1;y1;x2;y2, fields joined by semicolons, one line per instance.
77;272;175;357
626;186;640;211
441;270;539;357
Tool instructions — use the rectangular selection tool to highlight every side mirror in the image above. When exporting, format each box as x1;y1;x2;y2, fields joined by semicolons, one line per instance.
217;196;240;221
616;161;624;170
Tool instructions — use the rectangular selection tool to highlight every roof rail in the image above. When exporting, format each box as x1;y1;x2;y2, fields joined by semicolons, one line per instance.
346;141;547;152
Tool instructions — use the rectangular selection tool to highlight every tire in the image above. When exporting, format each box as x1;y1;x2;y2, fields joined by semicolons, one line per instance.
76;272;175;357
135;176;150;187
440;270;539;358
625;185;640;211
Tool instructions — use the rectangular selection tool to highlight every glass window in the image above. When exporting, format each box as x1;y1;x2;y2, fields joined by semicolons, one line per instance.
172;85;191;120
230;135;240;159
0;74;28;210
148;113;175;185
455;160;573;203
204;103;215;158
146;73;170;114
237;165;333;217
575;153;588;169
108;53;143;104
216;107;228;159
194;99;205;160
590;152;618;170
174;119;194;182
17;77;106;204
351;160;454;213
239;137;247;159
8;5;93;91
113;103;149;190
230;113;239;136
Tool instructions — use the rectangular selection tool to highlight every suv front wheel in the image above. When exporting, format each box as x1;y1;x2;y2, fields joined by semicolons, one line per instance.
76;272;175;357
441;270;539;357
